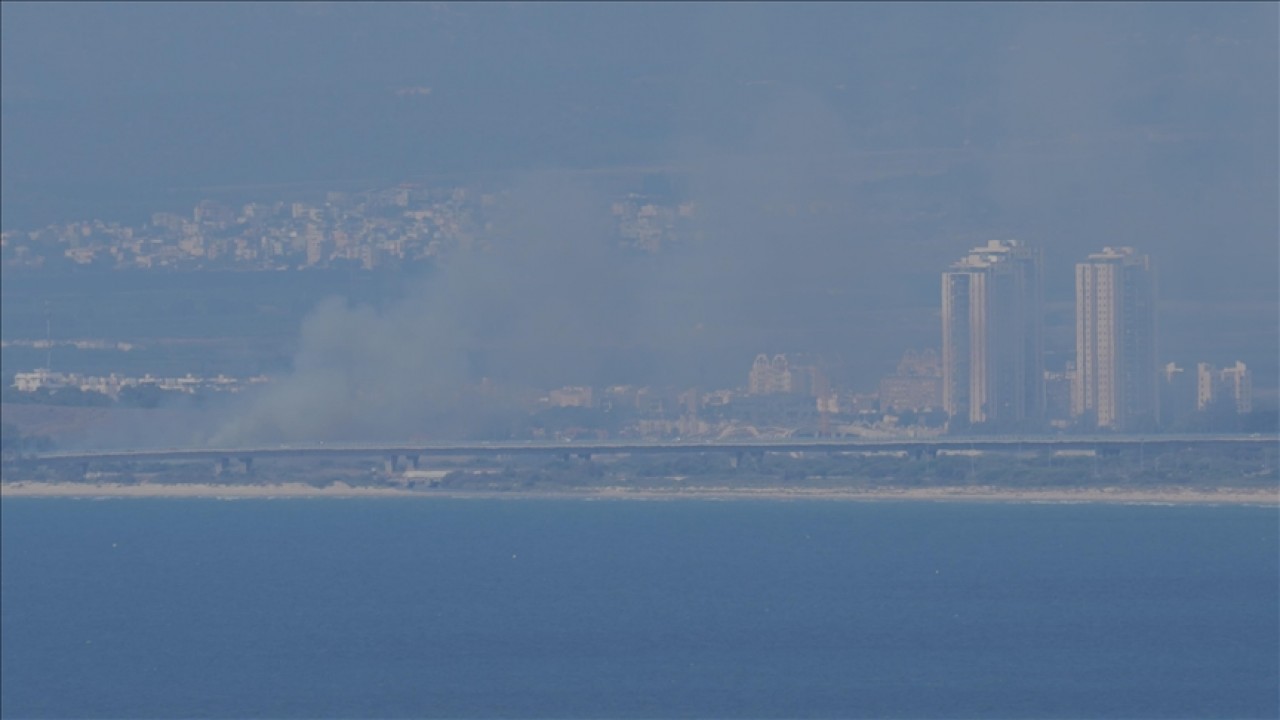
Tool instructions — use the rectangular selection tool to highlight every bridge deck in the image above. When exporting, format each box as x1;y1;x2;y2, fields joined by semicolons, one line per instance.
8;435;1275;465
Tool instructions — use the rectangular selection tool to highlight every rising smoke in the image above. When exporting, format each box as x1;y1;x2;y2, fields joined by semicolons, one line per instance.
36;2;1263;446
210;171;645;444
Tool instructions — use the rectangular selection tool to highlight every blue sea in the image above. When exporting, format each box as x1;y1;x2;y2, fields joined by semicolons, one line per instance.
2;498;1277;719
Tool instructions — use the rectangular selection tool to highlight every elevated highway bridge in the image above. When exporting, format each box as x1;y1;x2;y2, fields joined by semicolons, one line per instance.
5;434;1274;474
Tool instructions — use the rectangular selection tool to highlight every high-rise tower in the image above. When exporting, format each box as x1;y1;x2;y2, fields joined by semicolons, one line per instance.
941;240;1044;428
1196;361;1252;415
1072;247;1158;431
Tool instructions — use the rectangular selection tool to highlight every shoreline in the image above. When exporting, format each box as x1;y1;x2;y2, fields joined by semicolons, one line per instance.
2;481;1276;506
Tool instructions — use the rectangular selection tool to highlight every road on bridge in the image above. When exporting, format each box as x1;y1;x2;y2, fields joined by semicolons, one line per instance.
7;434;1275;467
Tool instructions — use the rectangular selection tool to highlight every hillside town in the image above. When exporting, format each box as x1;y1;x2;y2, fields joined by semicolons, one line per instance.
1;185;698;271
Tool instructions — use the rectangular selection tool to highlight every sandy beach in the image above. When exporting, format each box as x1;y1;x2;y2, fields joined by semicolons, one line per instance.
2;481;1276;505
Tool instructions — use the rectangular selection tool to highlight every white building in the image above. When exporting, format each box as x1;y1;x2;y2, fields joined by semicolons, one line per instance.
941;240;1044;427
1072;247;1158;431
748;354;793;395
1197;361;1252;414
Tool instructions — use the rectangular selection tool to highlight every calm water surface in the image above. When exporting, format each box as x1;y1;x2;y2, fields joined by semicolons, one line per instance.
2;498;1277;718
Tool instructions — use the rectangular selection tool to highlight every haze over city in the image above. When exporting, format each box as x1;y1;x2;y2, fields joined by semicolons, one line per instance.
1;2;1276;448
3;6;1278;720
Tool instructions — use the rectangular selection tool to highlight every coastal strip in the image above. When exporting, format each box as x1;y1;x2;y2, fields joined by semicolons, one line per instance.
2;482;1276;506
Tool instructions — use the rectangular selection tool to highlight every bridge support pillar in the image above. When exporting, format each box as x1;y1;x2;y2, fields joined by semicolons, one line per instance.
576;452;592;461
240;457;254;474
80;462;90;480
383;456;398;474
215;457;231;476
410;455;421;470
732;450;765;471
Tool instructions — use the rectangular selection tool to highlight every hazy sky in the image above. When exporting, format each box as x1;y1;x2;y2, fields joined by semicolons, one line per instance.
3;3;1275;294
2;3;1276;441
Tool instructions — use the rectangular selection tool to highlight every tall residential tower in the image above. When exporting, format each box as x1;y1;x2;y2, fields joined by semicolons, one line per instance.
1072;247;1158;431
941;240;1044;428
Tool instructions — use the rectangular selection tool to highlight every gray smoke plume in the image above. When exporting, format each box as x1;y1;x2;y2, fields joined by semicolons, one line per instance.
211;171;639;444
51;2;1264;447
